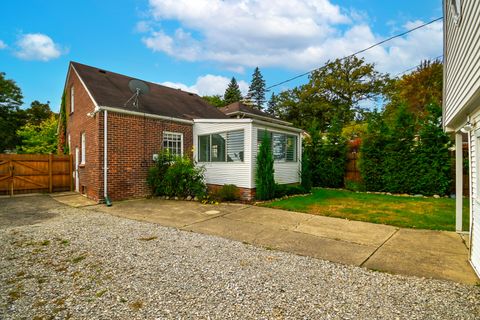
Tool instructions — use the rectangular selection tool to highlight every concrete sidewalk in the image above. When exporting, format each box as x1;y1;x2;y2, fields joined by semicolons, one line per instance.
51;193;479;285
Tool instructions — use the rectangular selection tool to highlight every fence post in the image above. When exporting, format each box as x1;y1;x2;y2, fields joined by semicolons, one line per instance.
48;154;53;193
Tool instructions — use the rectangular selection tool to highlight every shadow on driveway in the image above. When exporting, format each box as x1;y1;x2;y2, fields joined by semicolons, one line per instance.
0;194;61;228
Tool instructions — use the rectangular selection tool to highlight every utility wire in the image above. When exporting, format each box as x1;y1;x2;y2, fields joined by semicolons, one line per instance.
393;55;443;77
266;16;444;90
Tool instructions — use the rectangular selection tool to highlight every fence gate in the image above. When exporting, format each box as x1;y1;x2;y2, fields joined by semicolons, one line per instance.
0;154;72;196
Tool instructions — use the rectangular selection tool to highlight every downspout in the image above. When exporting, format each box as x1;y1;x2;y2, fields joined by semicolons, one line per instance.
104;110;112;206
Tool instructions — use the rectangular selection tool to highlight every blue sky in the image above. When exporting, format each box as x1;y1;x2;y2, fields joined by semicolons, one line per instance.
0;0;442;112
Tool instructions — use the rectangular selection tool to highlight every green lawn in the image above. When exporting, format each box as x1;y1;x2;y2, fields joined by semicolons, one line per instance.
260;188;470;231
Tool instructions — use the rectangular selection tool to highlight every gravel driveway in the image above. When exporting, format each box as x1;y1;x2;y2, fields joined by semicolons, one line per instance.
1;195;479;319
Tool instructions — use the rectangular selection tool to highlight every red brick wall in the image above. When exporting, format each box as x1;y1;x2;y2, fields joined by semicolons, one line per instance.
66;68;102;201
104;112;193;201
207;184;256;201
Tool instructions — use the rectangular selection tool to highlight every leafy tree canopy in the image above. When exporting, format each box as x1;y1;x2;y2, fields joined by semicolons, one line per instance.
202;95;225;108
17;115;58;154
25;100;54;125
0;72;26;152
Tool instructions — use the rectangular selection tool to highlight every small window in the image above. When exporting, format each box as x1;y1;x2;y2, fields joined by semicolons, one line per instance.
163;132;183;157
70;86;75;113
81;132;86;164
198;130;244;162
68;134;71;154
286;135;297;162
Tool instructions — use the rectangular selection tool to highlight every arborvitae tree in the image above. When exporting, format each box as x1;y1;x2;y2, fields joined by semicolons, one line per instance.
224;77;242;105
304;120;323;186
248;67;266;110
255;131;275;200
382;104;416;193
412;103;452;195
301;150;312;192
57;92;68;154
360;110;389;191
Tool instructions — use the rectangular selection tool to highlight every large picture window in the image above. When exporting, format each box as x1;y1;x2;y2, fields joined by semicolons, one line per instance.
257;129;298;162
198;130;244;162
163;132;183;156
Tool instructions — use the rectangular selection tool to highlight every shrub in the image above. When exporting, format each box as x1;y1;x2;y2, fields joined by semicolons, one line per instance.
274;184;306;198
256;130;275;200
216;184;240;201
147;150;206;198
300;150;312;192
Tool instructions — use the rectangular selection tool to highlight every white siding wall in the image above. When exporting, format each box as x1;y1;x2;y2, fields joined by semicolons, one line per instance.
193;122;253;188
252;124;302;187
444;0;480;128
470;110;480;276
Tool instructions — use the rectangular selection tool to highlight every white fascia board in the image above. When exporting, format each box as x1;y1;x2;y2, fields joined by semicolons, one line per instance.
97;106;194;125
193;119;253;123
225;111;293;126
251;119;303;133
70;64;99;108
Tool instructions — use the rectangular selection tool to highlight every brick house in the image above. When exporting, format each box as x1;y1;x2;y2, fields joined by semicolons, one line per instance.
62;62;302;202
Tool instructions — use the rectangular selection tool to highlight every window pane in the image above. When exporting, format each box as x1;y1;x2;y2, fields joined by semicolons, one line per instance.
163;132;182;156
286;135;297;161
272;133;286;161
211;133;226;162
198;135;210;162
227;130;244;162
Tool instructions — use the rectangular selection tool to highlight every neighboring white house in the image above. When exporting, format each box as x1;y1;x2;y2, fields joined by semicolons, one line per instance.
443;0;480;277
193;116;303;200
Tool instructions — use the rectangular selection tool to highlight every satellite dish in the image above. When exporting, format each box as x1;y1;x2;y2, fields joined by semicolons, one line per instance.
128;79;149;95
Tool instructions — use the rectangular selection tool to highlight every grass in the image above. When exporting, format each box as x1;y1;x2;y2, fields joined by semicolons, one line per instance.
261;188;470;231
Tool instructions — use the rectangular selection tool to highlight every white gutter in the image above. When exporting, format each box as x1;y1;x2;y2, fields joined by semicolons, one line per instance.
97;106;194;125
225;111;293;126
104;110;108;199
251;118;304;133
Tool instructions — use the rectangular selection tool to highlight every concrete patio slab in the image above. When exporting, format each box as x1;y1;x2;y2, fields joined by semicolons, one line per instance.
295;214;398;247
363;229;477;284
50;192;98;208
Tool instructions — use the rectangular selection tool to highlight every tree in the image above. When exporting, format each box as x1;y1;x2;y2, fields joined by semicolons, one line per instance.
247;67;266;110
223;77;242;105
0;72;26;152
385;59;443;120
25;100;53;125
17;115;58;154
307;56;389;125
265;92;278;115
57;92;68;154
202;95;225;108
255;131;275;200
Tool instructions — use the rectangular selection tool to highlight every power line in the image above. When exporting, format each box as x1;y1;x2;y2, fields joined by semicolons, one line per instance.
266;16;444;90
394;55;443;77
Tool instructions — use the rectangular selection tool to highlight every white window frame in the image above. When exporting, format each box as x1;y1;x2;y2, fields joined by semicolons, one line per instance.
67;134;71;154
81;132;86;164
257;129;298;162
70;86;75;113
163;131;184;157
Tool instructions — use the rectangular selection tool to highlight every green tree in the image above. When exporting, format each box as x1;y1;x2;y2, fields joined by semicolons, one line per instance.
223;77;242;105
202;95;225;108
301;150;312;192
266;92;278;115
360;110;389;191
412;103;452;195
0;72;26;152
57;92;68;154
247;67;266;110
385;59;443;120
25;100;53;125
255;131;275;200
17;115;58;154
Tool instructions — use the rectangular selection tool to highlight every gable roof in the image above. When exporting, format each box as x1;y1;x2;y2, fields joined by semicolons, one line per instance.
69;62;227;120
219;101;292;126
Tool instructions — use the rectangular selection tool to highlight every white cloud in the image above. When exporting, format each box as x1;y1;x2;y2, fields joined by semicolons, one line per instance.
14;33;64;61
161;74;249;96
141;0;443;75
0;40;6;49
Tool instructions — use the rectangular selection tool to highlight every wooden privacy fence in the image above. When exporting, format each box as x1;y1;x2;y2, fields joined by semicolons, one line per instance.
0;154;72;196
